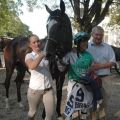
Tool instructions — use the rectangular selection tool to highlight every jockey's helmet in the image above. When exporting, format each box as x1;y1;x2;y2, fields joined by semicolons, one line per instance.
73;32;90;45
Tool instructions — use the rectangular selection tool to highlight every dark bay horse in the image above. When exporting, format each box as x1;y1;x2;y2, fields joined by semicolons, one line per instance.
2;0;73;118
3;37;32;108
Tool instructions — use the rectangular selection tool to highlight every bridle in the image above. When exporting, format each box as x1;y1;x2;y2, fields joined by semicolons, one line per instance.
45;8;72;88
45;15;62;54
46;12;66;45
46;12;67;80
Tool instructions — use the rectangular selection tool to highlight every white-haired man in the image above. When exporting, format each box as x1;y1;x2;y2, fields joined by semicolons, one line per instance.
87;26;116;120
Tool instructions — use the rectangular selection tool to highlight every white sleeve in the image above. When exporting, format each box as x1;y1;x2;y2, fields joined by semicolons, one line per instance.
25;53;33;62
62;52;71;65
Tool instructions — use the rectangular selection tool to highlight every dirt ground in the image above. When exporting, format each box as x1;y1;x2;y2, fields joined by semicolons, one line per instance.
0;68;120;120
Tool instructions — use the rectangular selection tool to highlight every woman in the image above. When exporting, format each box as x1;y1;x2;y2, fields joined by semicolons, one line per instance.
25;34;55;120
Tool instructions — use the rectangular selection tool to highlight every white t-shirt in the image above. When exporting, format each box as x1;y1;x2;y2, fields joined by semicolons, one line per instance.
25;51;53;90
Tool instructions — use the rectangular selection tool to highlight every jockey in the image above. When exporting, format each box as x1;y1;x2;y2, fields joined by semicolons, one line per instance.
62;31;93;93
74;32;103;107
62;32;103;120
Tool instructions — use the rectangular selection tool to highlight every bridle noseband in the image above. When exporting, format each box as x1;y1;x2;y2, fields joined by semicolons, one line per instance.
46;11;67;58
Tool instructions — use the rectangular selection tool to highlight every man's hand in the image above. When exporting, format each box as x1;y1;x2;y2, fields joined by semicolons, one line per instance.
90;63;102;71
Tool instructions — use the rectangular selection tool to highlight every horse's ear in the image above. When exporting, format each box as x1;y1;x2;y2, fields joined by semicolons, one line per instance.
60;0;65;14
44;4;52;14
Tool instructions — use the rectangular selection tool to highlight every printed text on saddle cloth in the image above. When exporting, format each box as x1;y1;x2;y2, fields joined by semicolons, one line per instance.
64;83;93;117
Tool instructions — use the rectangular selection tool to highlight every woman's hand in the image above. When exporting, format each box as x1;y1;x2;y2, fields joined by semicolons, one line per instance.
40;51;46;57
26;51;46;70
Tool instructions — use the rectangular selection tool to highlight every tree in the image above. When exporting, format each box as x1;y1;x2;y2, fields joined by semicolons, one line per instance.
12;0;120;33
0;0;32;37
70;0;113;32
109;2;120;26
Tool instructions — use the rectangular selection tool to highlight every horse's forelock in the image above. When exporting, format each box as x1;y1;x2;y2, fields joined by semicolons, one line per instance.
51;9;61;16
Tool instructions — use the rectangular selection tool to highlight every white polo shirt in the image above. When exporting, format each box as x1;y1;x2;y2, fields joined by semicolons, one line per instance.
25;51;53;90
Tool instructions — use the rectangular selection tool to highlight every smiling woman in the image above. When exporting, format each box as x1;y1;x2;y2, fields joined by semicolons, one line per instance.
19;7;49;38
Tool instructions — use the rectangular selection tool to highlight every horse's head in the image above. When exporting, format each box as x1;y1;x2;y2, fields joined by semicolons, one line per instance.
45;0;72;59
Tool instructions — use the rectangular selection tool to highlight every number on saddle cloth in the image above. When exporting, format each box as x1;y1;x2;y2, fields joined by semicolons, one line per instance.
64;82;93;117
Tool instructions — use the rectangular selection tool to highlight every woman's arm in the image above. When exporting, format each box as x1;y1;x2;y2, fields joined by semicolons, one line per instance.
25;52;46;70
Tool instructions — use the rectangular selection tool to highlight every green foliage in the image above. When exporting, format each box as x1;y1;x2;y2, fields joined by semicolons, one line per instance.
0;0;31;37
109;4;120;25
4;0;120;33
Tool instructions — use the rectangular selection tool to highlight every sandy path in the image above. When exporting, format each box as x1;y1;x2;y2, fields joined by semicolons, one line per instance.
0;68;120;120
